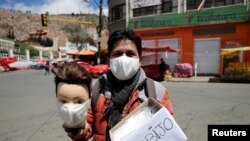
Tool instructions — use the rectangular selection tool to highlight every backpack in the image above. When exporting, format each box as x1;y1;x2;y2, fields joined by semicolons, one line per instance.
91;78;156;111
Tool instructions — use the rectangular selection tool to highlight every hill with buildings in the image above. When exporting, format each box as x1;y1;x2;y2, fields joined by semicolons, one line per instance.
0;8;100;47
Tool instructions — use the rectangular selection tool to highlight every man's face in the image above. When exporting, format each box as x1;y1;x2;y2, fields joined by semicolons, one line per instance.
57;82;89;104
110;39;139;59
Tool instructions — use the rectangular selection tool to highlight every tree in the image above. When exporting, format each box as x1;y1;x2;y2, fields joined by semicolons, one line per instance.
0;48;8;54
41;37;53;47
62;23;92;51
7;29;15;40
19;43;38;57
85;37;96;46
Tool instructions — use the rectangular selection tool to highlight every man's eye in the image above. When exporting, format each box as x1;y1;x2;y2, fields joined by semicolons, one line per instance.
112;52;123;58
60;100;67;103
126;52;135;57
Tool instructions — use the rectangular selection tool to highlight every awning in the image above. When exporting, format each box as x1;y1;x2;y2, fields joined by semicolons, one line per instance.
221;47;250;56
67;50;96;56
142;46;180;52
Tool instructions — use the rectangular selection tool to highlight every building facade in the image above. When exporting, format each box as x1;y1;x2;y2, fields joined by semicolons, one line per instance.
108;0;126;34
0;38;14;50
108;0;250;76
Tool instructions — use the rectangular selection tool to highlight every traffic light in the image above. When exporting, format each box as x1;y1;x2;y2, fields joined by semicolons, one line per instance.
41;14;47;26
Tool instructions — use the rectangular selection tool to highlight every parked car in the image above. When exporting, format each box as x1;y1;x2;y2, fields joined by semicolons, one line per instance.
0;57;17;71
29;63;45;70
30;59;48;70
89;64;109;77
8;61;33;70
68;51;109;77
76;61;93;72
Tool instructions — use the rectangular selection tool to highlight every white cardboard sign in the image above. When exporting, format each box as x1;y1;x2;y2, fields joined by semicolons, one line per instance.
124;108;187;141
110;98;187;141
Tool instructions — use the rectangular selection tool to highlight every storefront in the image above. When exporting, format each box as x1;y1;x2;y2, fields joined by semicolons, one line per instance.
221;47;250;82
129;5;250;77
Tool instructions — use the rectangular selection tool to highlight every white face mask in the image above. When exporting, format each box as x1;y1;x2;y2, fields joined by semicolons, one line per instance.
57;100;90;128
110;55;140;80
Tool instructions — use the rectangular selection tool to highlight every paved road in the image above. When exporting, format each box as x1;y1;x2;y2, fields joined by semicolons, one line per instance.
0;70;67;141
163;81;250;140
0;70;250;141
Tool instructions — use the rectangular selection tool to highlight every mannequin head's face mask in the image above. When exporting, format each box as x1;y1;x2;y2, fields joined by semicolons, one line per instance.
109;39;140;80
57;100;90;128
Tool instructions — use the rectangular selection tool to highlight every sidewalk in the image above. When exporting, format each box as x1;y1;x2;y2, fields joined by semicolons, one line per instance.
167;76;221;83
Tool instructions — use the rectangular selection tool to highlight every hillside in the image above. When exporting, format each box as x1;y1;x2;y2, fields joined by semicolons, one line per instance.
0;8;100;46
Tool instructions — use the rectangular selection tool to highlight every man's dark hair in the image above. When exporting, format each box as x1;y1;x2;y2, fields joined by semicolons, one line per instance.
107;29;142;57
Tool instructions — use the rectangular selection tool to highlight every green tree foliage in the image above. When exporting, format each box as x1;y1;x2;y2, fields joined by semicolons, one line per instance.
28;35;53;47
0;48;8;54
17;43;38;57
85;37;96;46
41;37;53;47
7;30;15;40
62;23;93;51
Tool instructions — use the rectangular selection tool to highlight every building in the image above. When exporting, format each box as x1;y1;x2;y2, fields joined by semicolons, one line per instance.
0;38;14;50
108;0;250;77
108;0;126;34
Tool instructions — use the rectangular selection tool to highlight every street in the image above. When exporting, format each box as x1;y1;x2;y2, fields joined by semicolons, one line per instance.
0;70;250;141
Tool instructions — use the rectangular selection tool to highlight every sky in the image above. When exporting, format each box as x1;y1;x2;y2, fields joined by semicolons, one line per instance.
0;0;108;15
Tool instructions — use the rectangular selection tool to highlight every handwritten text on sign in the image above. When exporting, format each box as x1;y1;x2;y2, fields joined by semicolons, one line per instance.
124;108;187;141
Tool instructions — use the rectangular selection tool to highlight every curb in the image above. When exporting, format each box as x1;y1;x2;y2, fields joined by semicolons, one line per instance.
166;77;221;83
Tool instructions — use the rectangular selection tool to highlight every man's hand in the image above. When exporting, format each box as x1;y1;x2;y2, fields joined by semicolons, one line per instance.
62;121;88;141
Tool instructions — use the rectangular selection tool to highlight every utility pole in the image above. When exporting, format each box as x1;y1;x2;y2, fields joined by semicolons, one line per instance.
96;0;103;64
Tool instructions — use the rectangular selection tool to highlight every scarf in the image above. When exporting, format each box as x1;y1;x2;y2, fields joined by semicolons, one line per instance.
99;70;140;141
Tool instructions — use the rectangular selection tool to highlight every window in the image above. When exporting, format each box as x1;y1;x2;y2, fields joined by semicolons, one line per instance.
204;0;212;8
234;0;244;4
215;0;225;6
133;5;157;17
110;4;125;22
215;0;243;7
161;0;177;13
225;0;244;5
162;0;172;13
225;0;234;5
133;8;141;17
187;0;213;10
187;0;197;10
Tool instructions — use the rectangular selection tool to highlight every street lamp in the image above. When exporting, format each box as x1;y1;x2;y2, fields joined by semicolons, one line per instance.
96;0;103;64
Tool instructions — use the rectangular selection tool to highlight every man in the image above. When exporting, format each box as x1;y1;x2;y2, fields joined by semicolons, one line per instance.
160;58;166;81
63;29;174;141
44;60;50;75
